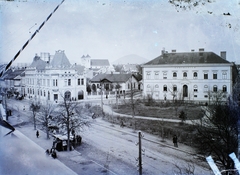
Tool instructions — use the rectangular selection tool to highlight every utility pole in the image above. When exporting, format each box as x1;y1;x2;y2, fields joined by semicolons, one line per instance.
136;131;144;175
138;131;142;175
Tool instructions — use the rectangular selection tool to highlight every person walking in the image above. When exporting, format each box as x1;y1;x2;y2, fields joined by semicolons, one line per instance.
173;135;178;147
36;130;39;138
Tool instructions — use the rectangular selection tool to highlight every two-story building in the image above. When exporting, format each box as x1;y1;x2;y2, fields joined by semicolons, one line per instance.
23;50;86;103
142;49;236;102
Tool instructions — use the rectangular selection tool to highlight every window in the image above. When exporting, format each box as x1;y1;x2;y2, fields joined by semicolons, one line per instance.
81;78;84;85
204;85;208;92
222;72;227;79
213;73;217;79
64;91;71;100
213;85;218;92
204;73;208;79
154;72;159;79
68;79;71;86
173;85;177;92
146;72;151;79
53;79;58;86
47;79;50;87
54;94;58;101
48;91;50;100
163;85;167;92
78;78;80;85
163;72;167;79
173;72;177;77
223;85;227;92
193;85;198;92
183;72;187;77
44;90;45;97
193;72;198;78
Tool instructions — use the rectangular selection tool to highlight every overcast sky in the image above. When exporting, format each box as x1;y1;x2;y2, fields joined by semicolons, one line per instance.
0;0;240;65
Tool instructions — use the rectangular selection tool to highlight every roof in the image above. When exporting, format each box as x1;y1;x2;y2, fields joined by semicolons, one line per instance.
29;55;47;70
91;73;133;83
91;59;110;67
51;50;71;68
73;64;85;74
2;68;25;80
144;52;231;65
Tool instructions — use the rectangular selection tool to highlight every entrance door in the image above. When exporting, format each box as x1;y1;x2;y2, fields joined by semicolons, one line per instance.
183;85;188;97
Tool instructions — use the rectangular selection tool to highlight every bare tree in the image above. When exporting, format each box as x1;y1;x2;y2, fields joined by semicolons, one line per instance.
37;101;56;139
173;161;195;175
194;97;239;174
168;84;178;102
57;96;91;151
30;102;41;130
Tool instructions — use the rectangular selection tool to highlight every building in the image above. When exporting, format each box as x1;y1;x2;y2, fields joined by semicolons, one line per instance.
0;67;25;96
142;49;237;102
79;55;112;77
89;73;140;97
23;50;86;103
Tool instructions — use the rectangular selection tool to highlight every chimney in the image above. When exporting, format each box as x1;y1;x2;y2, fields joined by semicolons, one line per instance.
161;48;165;55
199;48;204;52
220;51;226;60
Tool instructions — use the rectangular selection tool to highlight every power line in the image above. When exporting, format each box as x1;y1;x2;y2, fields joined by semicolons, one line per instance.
0;0;65;78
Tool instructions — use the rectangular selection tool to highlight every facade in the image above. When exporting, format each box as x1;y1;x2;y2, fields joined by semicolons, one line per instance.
90;73;140;97
142;49;235;102
23;50;86;103
0;67;25;95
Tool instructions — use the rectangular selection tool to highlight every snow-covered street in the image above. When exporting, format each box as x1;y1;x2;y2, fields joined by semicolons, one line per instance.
1;98;213;174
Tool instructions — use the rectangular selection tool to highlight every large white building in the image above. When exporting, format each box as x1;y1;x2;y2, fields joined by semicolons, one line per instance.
23;50;86;103
142;49;236;102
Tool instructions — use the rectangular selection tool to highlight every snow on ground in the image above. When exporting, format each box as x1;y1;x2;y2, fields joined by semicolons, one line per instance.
4;98;214;175
0;130;77;175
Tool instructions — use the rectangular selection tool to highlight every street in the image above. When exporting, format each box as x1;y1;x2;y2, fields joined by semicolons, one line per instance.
7;98;211;175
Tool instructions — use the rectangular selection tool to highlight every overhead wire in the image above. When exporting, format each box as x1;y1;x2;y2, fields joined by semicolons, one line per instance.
0;0;65;77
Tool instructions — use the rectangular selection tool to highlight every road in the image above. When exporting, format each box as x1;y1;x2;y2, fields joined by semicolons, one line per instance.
7;98;211;175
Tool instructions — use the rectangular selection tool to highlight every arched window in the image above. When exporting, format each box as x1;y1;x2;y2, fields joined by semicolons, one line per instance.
213;85;218;92
163;85;167;92
193;72;197;78
44;90;46;97
183;72;187;77
64;91;71;100
222;85;227;92
173;72;177;77
173;85;177;91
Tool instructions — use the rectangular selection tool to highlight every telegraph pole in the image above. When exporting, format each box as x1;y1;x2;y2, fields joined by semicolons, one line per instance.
138;131;142;175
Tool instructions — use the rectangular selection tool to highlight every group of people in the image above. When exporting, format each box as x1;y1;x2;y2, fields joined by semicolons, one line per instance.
45;148;57;159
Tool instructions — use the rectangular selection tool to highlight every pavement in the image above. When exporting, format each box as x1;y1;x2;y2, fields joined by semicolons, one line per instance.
3;98;204;174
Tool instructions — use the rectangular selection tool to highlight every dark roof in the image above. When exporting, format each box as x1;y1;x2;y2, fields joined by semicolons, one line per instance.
144;52;231;65
74;65;85;74
91;59;110;67
30;55;47;70
91;73;133;83
51;50;71;67
3;69;25;80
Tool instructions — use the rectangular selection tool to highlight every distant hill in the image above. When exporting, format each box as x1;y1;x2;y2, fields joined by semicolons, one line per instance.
112;54;149;65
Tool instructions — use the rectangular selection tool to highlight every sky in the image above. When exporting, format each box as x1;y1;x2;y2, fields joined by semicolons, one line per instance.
0;0;240;65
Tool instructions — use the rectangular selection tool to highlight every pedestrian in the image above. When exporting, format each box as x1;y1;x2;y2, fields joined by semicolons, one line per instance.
45;149;50;155
173;135;178;147
36;130;39;138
